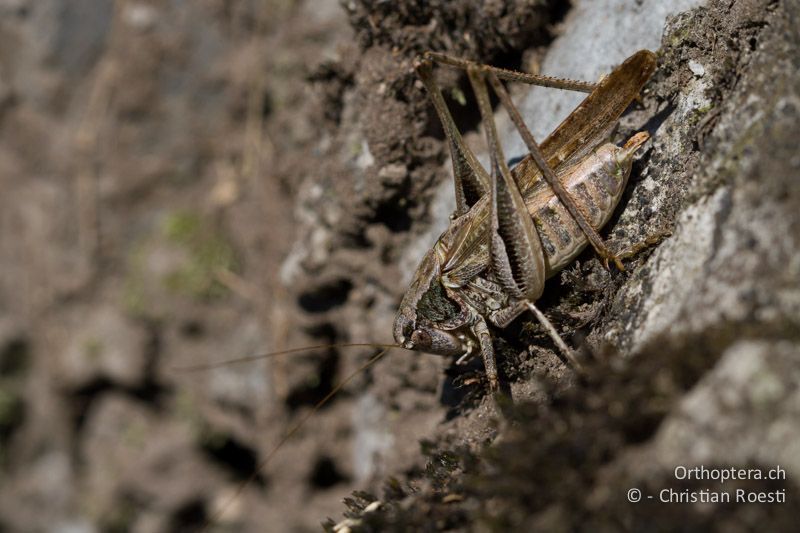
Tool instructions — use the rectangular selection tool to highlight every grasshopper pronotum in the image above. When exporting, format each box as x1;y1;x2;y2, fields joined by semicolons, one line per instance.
199;50;658;527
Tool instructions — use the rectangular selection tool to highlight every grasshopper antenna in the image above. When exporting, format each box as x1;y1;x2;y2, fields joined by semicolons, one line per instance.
172;342;401;372
197;346;393;531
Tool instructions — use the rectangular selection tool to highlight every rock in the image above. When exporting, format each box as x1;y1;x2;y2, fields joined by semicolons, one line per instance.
688;59;706;76
651;340;800;474
503;0;707;156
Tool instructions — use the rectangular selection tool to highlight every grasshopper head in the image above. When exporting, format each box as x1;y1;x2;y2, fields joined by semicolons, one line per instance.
393;249;469;357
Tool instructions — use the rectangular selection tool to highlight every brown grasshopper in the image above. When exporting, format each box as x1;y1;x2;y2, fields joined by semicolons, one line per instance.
393;50;657;390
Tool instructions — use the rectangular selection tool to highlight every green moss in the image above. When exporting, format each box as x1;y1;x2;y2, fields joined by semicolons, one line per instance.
0;382;24;468
173;388;198;424
350;139;364;158
99;497;137;533
0;338;29;375
748;368;785;408
686;103;716;127
177;388;230;451
668;27;690;48
123;418;148;449
121;210;240;318
161;211;239;300
173;389;208;445
197;424;228;450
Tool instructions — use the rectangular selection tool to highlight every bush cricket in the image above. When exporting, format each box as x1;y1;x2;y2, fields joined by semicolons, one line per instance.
394;49;657;390
195;49;658;527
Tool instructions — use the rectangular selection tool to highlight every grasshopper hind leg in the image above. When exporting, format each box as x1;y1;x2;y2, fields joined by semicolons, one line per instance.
424;52;596;93
467;66;581;378
413;58;490;218
485;71;627;272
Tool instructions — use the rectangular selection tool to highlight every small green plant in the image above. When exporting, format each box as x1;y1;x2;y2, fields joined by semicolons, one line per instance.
161;211;239;300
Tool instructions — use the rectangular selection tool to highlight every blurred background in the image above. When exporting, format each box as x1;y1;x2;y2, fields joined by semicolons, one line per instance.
0;1;367;531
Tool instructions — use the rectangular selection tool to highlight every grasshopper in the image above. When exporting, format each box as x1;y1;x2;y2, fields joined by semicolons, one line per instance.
393;50;657;390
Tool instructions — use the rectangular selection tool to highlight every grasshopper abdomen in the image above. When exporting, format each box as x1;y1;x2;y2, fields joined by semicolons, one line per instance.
529;131;650;276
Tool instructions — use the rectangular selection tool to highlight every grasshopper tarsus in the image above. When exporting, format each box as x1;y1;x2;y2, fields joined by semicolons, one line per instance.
614;227;673;263
600;252;626;273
